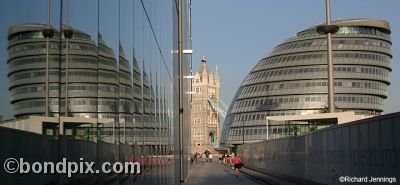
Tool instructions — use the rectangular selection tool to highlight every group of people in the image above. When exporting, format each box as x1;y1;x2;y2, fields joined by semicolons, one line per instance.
192;150;213;163
191;150;243;177
219;153;242;177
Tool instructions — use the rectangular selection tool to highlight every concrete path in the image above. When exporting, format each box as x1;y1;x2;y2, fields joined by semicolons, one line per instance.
184;160;265;185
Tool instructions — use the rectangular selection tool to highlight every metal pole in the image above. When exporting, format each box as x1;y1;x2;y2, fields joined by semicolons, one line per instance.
266;118;269;140
65;38;69;117
45;0;50;117
178;0;184;182
65;0;70;117
326;0;335;113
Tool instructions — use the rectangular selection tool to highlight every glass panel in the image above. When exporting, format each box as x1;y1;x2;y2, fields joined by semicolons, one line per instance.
99;0;119;143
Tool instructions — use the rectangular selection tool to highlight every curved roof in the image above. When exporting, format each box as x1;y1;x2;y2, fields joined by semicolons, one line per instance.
300;18;391;35
332;19;390;32
8;23;52;36
8;23;90;36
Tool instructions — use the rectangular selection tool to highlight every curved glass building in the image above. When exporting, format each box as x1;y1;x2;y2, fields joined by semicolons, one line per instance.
8;24;129;120
222;19;392;145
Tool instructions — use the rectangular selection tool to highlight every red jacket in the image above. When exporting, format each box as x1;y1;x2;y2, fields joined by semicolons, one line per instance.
231;156;241;164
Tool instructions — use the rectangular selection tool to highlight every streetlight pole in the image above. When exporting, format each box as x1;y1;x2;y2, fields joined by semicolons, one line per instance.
316;0;339;113
326;0;335;113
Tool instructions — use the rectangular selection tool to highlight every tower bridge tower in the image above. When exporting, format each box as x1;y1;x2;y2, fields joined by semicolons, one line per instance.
190;56;220;154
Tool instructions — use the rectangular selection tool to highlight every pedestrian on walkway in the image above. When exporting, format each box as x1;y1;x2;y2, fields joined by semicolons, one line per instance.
231;153;242;177
223;154;230;171
218;153;224;164
192;152;198;163
201;152;206;163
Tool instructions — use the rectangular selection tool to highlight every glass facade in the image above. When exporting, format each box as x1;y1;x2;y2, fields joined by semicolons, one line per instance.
0;0;192;184
221;19;392;145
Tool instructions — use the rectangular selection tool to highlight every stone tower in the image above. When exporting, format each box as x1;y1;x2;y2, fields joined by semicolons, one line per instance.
191;56;220;154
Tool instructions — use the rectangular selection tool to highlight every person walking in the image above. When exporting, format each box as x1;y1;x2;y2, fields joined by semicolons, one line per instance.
223;154;230;171
193;152;198;163
231;153;242;177
201;152;206;163
218;153;224;164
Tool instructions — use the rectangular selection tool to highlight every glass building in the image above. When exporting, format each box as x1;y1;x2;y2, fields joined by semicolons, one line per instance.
0;0;192;184
222;19;392;145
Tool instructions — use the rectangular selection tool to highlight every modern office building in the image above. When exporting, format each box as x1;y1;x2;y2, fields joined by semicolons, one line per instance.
190;56;220;153
221;19;392;145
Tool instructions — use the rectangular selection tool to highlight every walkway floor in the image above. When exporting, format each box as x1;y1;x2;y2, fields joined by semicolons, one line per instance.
184;160;265;185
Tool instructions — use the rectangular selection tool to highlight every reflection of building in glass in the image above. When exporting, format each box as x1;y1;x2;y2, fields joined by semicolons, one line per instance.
190;57;220;153
6;24;173;145
222;19;392;145
1;0;192;183
8;24;128;120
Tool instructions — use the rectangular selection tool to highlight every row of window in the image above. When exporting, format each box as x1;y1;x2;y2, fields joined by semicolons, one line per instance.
192;105;203;111
9;57;59;68
12;84;130;95
334;96;382;104
119;58;131;70
10;57;119;70
119;71;132;81
133;84;142;95
8;30;92;43
9;56;120;72
9;42;99;55
193;128;204;134
240;80;386;96
192;77;218;84
257;52;390;70
98;43;115;56
10;70;120;81
233;94;383;110
234;97;300;110
273;38;391;53
228;126;315;138
14;98;167;113
230;108;380;123
192;136;204;141
245;66;389;83
229;112;297;123
133;71;142;82
228;128;267;137
120;85;133;94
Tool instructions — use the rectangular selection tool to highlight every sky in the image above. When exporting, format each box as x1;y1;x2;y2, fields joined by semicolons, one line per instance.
191;0;400;114
0;0;399;119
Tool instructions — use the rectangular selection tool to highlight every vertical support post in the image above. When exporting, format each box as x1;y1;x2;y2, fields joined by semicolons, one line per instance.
326;0;335;113
266;118;269;140
178;0;184;182
45;0;51;117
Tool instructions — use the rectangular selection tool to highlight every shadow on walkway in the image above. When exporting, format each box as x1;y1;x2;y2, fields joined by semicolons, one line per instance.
184;160;264;185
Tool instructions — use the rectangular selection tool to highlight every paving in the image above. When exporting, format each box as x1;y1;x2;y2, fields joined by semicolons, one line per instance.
184;160;265;185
